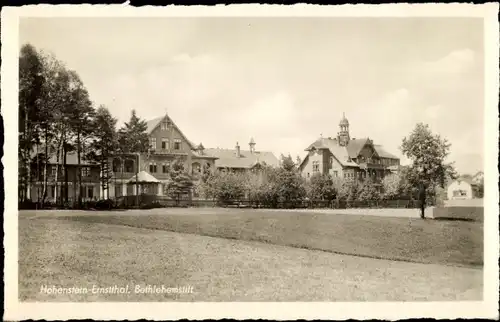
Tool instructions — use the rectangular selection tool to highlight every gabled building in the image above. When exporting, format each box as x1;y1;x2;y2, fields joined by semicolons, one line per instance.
204;138;280;172
447;176;478;200
108;113;218;198
299;113;400;181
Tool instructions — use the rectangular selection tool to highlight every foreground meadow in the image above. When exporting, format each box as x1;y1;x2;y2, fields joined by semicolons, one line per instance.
19;209;483;301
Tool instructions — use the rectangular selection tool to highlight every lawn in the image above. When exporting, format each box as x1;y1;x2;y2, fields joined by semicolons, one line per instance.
26;207;484;267
19;215;482;301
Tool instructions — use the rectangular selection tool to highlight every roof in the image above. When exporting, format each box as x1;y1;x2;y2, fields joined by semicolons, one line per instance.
146;117;164;134
302;137;399;168
339;112;349;126
373;145;399;159
204;148;280;169
457;176;477;186
126;170;160;183
346;138;369;158
31;150;99;166
145;114;195;150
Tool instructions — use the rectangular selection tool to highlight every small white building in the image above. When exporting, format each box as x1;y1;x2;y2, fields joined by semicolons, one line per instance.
447;178;477;200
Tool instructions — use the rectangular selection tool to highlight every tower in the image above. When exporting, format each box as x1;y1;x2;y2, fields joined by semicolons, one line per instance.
249;137;256;154
337;112;350;146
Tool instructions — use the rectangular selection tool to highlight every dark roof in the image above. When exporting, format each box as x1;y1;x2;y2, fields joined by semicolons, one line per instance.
204;148;279;169
31;151;99;166
302;137;399;168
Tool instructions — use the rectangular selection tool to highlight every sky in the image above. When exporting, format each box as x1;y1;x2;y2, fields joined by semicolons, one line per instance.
19;17;485;174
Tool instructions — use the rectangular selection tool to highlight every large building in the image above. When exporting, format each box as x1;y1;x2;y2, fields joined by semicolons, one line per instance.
299;113;400;181
28;151;101;203
204;139;280;172
108;113;218;198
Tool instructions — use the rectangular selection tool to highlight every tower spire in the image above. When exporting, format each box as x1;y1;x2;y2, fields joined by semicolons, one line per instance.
338;113;350;146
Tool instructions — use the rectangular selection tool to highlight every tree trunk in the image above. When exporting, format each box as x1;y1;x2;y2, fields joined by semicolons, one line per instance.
63;142;68;204
419;184;426;219
41;128;49;208
22;105;30;202
77;131;82;208
26;146;32;202
54;132;63;206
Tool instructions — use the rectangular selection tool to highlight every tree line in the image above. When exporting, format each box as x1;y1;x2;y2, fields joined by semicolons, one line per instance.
19;43;150;207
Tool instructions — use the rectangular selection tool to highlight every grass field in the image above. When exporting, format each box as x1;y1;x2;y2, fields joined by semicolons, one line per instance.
24;207;483;267
19;213;482;302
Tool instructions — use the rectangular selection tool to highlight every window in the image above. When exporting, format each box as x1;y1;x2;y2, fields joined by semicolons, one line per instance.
192;163;201;175
307;173;310;178
162;163;170;173
149;138;157;150
52;166;57;176
125;160;134;173
161;122;168;131
312;161;320;173
81;167;90;177
87;187;94;199
333;171;338;177
149;162;157;173
50;186;55;197
113;159;122;172
344;173;347;178
161;138;169;150
174;139;182;150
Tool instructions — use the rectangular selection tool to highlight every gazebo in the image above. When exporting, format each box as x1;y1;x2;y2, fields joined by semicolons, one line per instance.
127;171;161;195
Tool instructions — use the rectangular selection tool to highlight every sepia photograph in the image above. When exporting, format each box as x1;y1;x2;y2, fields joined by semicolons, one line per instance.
2;3;499;321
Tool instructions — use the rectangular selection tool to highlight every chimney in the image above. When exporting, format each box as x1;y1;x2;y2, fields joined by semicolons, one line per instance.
236;142;241;158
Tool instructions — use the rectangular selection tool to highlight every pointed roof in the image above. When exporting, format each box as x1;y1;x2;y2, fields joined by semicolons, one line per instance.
339;112;349;126
126;170;160;183
346;138;370;158
249;137;256;145
146;117;164;134
145;114;196;150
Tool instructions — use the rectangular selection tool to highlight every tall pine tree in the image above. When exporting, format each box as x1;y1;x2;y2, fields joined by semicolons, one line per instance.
118;110;149;154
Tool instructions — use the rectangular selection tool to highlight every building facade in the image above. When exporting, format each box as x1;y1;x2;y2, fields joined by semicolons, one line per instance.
299;113;400;181
29;152;101;203
204;138;280;172
447;178;477;200
107;113;218;198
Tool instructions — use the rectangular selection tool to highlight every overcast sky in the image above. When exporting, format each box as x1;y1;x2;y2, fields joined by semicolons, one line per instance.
19;17;484;174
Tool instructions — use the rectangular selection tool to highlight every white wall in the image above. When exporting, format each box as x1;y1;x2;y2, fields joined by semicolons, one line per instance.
447;180;473;200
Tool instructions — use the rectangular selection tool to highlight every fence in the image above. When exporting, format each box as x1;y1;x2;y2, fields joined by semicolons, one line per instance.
116;195;421;209
19;194;422;210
